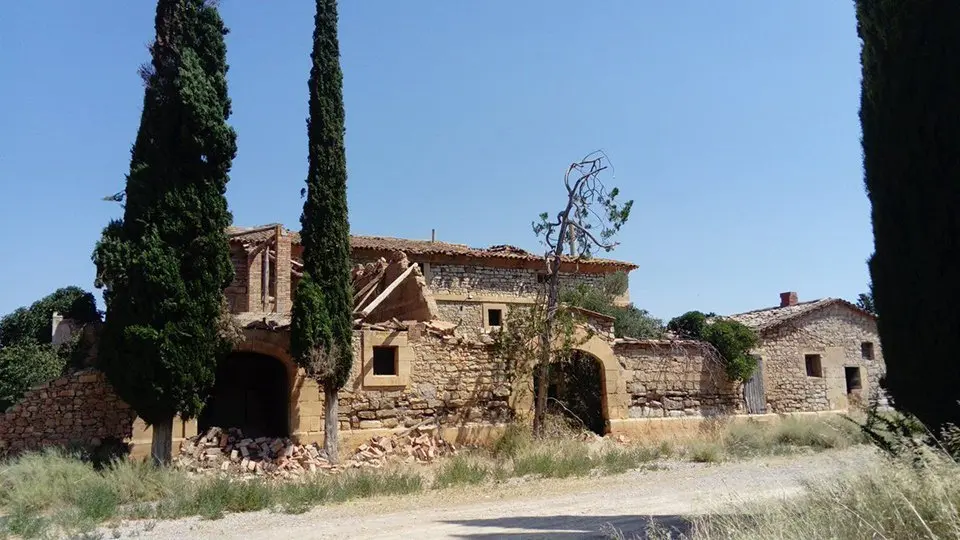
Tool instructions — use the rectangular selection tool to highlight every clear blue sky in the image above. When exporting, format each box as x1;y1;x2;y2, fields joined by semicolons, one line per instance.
0;1;871;322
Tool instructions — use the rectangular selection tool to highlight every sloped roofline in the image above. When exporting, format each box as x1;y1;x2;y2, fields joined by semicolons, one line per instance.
724;297;876;333
226;224;638;272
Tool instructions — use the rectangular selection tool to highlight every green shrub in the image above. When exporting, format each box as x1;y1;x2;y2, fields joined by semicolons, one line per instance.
0;287;99;349
433;456;490;489
0;343;66;411
702;320;759;381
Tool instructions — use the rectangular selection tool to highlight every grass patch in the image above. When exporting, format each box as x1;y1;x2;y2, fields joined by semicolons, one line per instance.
687;442;723;463
512;442;594;479
693;453;960;539
433;456;490;489
721;416;866;458
599;447;662;475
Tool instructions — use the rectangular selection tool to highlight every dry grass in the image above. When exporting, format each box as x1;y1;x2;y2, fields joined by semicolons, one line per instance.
692;452;960;539
0;415;869;538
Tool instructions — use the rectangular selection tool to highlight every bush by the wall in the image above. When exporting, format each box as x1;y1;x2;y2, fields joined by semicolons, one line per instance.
0;343;66;411
667;311;759;381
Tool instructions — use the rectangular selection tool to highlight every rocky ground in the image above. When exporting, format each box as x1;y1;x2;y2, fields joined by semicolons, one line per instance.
108;445;878;539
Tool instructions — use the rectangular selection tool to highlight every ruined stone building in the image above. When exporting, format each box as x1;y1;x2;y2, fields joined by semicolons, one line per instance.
223;224;636;338
0;226;887;459
727;291;887;414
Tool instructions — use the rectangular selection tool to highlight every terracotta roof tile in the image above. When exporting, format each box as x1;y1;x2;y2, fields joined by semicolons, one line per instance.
226;224;637;270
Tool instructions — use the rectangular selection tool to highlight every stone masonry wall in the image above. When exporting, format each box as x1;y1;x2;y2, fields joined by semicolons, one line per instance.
754;304;887;413
428;264;605;298
435;301;484;337
616;342;744;419
329;332;513;431
0;369;136;456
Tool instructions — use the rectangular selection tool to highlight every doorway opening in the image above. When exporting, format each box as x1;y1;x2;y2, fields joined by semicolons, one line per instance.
535;350;607;435
198;352;290;438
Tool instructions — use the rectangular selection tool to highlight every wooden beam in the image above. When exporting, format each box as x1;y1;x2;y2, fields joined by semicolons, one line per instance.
261;247;270;311
355;263;417;319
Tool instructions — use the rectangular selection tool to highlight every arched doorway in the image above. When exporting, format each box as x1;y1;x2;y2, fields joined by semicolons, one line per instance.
537;350;607;435
198;352;290;438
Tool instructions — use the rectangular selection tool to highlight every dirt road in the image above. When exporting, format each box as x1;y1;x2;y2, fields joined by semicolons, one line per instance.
111;447;875;539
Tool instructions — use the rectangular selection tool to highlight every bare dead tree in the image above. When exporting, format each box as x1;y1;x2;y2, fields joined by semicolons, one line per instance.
530;151;633;437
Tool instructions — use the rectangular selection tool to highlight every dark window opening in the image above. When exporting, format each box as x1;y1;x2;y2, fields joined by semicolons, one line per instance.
372;346;398;376
805;354;823;378
845;366;863;393
488;308;503;327
861;342;874;360
536;273;549;284
198;352;289;439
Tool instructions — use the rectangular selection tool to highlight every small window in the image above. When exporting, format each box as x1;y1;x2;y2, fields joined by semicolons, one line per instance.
487;308;503;327
861;342;874;360
805;354;823;378
372;346;398;376
536;273;549;284
845;366;862;394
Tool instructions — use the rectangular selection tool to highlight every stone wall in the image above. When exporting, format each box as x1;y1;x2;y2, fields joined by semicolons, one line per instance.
0;369;137;456
330;331;513;431
615;341;744;419
427;263;605;298
754;303;887;413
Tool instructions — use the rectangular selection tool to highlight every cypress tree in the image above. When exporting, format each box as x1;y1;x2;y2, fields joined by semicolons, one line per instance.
857;1;960;432
290;0;353;463
92;0;237;465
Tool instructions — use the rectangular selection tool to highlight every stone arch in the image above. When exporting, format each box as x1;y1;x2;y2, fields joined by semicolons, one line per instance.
231;328;323;442
198;351;291;438
574;334;626;426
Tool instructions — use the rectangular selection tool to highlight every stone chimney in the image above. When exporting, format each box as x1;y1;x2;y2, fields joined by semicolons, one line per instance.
780;291;799;307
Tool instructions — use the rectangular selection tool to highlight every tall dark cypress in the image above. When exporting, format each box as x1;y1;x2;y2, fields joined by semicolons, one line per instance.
857;1;960;432
290;0;353;463
92;0;237;465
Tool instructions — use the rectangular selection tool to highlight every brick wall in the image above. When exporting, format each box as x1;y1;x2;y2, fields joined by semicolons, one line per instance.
615;341;744;418
225;246;250;313
0;370;136;457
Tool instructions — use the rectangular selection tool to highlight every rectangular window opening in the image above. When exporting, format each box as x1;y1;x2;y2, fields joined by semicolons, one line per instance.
372;346;398;376
845;366;862;394
536;273;549;284
487;308;503;327
805;354;823;378
861;341;875;360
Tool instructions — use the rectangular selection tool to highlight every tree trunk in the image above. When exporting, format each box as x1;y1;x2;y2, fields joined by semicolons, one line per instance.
151;415;174;466
533;360;550;437
323;384;340;464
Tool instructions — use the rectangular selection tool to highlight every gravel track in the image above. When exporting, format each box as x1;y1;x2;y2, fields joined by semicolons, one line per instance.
105;446;876;539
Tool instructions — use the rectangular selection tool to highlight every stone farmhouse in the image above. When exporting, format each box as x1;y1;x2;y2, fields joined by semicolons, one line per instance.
0;225;888;458
727;291;887;414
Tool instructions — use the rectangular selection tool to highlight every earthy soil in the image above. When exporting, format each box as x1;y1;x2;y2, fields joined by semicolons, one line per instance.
105;446;877;539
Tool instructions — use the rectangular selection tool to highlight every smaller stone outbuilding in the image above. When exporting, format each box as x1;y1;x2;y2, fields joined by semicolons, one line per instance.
727;291;887;414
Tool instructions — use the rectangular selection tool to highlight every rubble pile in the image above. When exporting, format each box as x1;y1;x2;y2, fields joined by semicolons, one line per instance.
350;426;458;468
175;424;457;478
175;427;332;478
